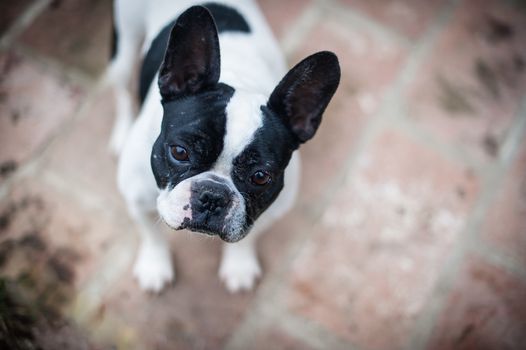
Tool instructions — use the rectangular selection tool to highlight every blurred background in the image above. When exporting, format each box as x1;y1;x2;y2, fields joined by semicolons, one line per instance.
1;0;525;349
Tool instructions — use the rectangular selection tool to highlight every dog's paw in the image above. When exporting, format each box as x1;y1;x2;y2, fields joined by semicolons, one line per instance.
219;249;261;293
133;242;174;293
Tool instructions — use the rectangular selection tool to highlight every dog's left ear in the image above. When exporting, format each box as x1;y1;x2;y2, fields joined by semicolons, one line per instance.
268;51;340;143
158;6;220;100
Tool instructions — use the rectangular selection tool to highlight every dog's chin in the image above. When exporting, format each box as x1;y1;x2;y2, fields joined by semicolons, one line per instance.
167;218;247;243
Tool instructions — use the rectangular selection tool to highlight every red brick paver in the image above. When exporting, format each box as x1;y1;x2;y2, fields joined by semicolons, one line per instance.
292;18;408;204
19;0;113;76
427;256;526;350
287;130;479;350
258;0;312;40
404;0;526;162
0;51;83;180
483;134;526;267
248;328;314;350
0;0;34;35
341;0;446;40
39;87;122;208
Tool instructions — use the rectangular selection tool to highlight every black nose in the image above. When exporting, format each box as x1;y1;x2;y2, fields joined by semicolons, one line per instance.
197;189;230;215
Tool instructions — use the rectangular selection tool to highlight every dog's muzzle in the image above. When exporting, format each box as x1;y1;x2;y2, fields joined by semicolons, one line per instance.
168;175;246;242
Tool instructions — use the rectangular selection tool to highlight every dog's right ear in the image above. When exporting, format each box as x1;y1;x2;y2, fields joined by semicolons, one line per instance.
268;51;340;144
158;6;220;101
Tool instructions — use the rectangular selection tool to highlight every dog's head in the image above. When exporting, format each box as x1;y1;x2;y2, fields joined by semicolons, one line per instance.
151;6;340;242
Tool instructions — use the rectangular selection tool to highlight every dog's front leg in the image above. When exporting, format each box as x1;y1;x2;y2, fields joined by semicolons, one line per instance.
128;204;174;293
219;230;262;293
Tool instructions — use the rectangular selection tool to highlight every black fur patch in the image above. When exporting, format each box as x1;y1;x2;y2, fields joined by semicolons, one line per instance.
150;83;235;189
110;22;117;59
110;4;117;60
182;179;236;239
230;106;299;227
139;3;250;104
202;2;250;33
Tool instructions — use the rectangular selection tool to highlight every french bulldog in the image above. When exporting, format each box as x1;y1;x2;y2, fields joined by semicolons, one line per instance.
106;0;340;293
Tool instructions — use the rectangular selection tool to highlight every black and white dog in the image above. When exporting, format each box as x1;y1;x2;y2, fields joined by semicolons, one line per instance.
106;0;340;293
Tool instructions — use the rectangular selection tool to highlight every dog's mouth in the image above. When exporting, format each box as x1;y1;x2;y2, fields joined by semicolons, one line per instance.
157;200;221;237
164;217;245;243
178;218;218;236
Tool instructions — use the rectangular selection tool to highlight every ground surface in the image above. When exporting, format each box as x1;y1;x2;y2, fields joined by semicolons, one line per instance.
1;0;526;349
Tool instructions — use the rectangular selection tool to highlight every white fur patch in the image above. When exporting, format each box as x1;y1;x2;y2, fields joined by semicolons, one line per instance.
213;90;265;175
221;189;247;241
219;242;261;292
133;239;174;292
157;180;192;229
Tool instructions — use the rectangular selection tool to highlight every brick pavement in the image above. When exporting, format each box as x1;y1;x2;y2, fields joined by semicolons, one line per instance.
1;0;525;349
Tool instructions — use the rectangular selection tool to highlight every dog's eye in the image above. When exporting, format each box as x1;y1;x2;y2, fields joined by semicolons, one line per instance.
250;170;271;186
170;145;189;162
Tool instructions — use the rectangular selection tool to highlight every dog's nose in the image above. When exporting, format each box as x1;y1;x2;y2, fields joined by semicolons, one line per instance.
197;189;230;215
